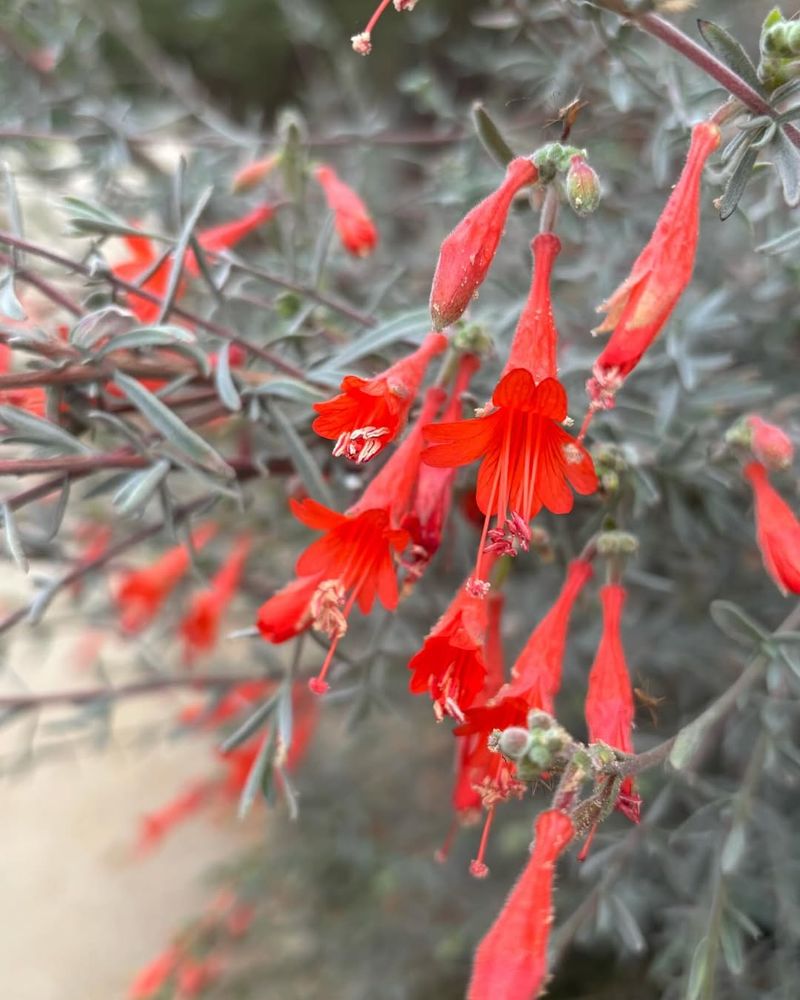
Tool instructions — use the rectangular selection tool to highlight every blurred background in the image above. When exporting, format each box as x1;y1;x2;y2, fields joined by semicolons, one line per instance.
2;1;800;999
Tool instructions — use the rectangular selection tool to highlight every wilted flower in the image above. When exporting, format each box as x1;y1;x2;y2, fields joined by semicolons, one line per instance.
744;460;800;595
314;164;378;256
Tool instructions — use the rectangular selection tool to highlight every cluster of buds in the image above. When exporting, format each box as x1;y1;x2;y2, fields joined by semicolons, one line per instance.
591;442;632;496
759;7;800;89
491;709;574;782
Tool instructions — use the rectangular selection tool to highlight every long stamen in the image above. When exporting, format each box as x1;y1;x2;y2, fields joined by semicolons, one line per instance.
309;633;342;694
434;817;460;864
469;805;496;878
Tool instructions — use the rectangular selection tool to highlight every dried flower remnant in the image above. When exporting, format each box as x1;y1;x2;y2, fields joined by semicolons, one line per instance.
585;584;641;823
587;121;721;407
747;415;795;471
312;332;447;462
115;523;217;634
467;809;575;999
180;536;251;662
429;157;538;330
744;460;800;595
313;164;378;256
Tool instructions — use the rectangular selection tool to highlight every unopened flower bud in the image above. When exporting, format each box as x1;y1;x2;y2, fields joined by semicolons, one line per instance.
748;415;794;471
497;726;533;759
566;155;602;216
596;530;639;556
527;744;554;771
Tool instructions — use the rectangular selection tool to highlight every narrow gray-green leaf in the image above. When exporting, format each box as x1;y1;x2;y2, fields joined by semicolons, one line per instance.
686;937;711;1000
769;129;800;206
755;226;800;255
697;20;767;97
2;502;28;573
237;725;278;819
158;186;213;324
112;459;172;516
719;915;745;977
310;308;430;378
94;325;198;359
214;342;242;412
113;371;234;479
472;102;516;167
710;600;768;646
248;377;322;405
220;690;281;753
719;142;759;220
0;273;26;321
0;404;93;454
62;196;154;239
268;401;334;506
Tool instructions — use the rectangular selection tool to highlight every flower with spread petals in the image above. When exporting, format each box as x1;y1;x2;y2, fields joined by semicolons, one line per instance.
507;558;593;714
180;536;251;662
429;157;538;330
423;371;597;582
744;460;800;595
467;809;575;1000
587;121;721;406
312;332;447;463
408;558;499;722
314;164;378;256
116;523;217;634
585;584;641;823
747;415;794;471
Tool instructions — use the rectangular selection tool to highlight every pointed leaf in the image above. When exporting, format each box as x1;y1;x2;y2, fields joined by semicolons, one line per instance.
0;404;93;454
718;142;759;220
472;103;516;167
214;342;242;412
2;502;28;573
268;400;334;506
710;600;768;647
697;20;767;97
769;129;800;206
0;273;26;321
157;186;213;324
112;459;172;515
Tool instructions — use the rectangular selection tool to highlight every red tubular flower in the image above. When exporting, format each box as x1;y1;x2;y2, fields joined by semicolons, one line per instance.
585;584;641;823
314;164;378;256
116;523;217;634
423;371;597;583
507;558;593;714
176;957;222;998
136;782;213;853
429;157;538;331
128;948;179;999
403;353;481;578
408;559;499;722
180;536;251;662
467;809;575;1000
587;121;721;406
747;415;795;471
312;332;447;463
231;154;279;193
503;233;561;384
256;572;324;643
744;460;800;595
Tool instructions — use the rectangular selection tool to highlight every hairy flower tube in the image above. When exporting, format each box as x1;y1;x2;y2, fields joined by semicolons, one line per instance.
744;460;800;595
429;157;538;330
587;121;721;406
313;164;378;256
312;331;446;462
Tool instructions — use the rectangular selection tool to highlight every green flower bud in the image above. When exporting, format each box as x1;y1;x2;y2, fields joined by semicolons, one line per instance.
566;155;602;216
497;726;534;759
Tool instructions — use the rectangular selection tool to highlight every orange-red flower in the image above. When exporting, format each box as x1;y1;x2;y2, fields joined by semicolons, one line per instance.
587;121;721;406
180;536;251;662
744;460;800;595
115;523;217;634
128;947;179;999
231;154;279;193
408;559;499;722
747;415;794;471
113;205;275;323
429;157;538;330
585;584;640;823
423;371;597;581
256;572;324;644
312;332;447;462
467;809;575;1000
314;164;378;257
507;558;593;714
503;233;561;384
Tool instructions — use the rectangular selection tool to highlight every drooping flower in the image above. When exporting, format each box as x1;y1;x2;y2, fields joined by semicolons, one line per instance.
467;809;575;1000
180;536;251;662
314;164;378;256
585;584;641;823
402;352;481;579
128;947;179;999
256;572;325;644
744;460;800;595
423;371;597;582
502;233;561;384
747;415;794;471
116;523;217;634
507;558;593;714
408;557;499;722
429;158;538;331
587;121;721;407
312;332;447;462
137;782;213;853
113;205;275;323
231;154;279;193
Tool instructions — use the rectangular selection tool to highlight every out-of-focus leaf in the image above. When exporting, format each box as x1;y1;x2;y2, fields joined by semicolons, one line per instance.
697;20;767;97
112;459;171;515
309;308;431;379
113;371;234;479
756;226;800;254
718;143;759;220
237;725;279;819
769;129;800;206
472;103;516;167
157;186;213;323
0;272;26;321
62;196;154;238
0;404;93;454
268;400;334;506
69;305;132;349
720;823;747;875
220;689;281;753
214;342;242;412
607;894;646;954
719;913;745;977
248;377;322;405
686;936;711;1000
2;502;28;573
710;600;768;647
93;324;197;357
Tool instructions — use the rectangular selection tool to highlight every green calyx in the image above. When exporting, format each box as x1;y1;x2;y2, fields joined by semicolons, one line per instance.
759;8;800;90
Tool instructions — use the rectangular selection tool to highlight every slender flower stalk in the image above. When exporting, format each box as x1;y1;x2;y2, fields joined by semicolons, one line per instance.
587;121;721;407
744;461;800;595
585;584;641;823
467;809;575;999
429;157;538;331
312;332;447;463
313;164;378;256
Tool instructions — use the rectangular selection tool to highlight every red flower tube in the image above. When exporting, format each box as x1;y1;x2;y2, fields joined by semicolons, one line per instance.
585;584;641;823
180;536;251;662
314;164;378;257
503;233;561;384
467;808;575;1000
429;157;538;330
115;523;217;634
507;558;593;714
312;332;447;463
744;460;800;595
587;121;721;407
